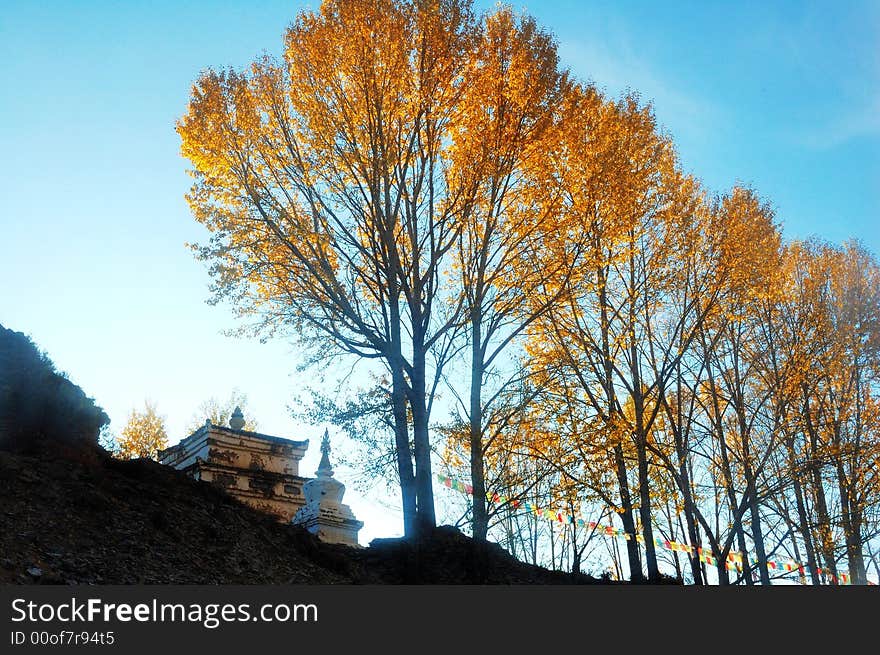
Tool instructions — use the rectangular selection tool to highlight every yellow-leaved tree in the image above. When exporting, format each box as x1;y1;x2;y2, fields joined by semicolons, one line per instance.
177;0;573;539
116;401;168;460
178;0;484;537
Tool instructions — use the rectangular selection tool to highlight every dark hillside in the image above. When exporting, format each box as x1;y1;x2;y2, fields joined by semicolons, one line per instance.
0;446;621;585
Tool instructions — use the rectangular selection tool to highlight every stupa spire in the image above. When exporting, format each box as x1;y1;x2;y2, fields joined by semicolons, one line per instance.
317;428;333;477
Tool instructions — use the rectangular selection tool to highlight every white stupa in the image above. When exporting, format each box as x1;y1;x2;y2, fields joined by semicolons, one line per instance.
291;430;363;546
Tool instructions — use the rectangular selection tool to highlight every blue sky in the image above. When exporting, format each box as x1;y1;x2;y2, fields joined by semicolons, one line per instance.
1;1;877;544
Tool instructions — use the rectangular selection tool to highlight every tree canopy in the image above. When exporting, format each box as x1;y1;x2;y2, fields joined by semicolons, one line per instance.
179;0;880;583
116;401;168;460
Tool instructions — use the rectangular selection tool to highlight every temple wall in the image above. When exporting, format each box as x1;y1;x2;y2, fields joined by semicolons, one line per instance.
159;425;310;523
197;465;307;522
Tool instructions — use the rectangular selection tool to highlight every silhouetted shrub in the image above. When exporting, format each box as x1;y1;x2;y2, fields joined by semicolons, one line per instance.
0;324;109;453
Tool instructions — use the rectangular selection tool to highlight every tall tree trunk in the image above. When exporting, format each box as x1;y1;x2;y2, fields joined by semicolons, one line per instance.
628;235;660;582
599;262;643;582
703;333;749;584
389;298;417;537
716;557;730;585
835;457;867;585
845;515;866;585
803;401;837;583
779;493;806;584
811;476;837;583
614;444;643;582
746;478;770;584
714;400;751;585
637;440;661;581
734;517;751;585
410;327;436;537
678;456;704;585
670;372;704;585
665;500;682;580
391;366;417;537
469;311;488;541
788;439;821;585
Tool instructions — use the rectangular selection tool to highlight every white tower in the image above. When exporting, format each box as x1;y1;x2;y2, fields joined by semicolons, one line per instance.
292;430;363;546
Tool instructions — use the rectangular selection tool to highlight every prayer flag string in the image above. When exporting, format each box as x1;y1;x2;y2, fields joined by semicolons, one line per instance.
436;472;859;585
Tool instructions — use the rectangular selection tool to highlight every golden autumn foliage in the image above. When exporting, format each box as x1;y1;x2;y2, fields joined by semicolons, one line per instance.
116;401;168;461
177;0;575;538
178;0;880;580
